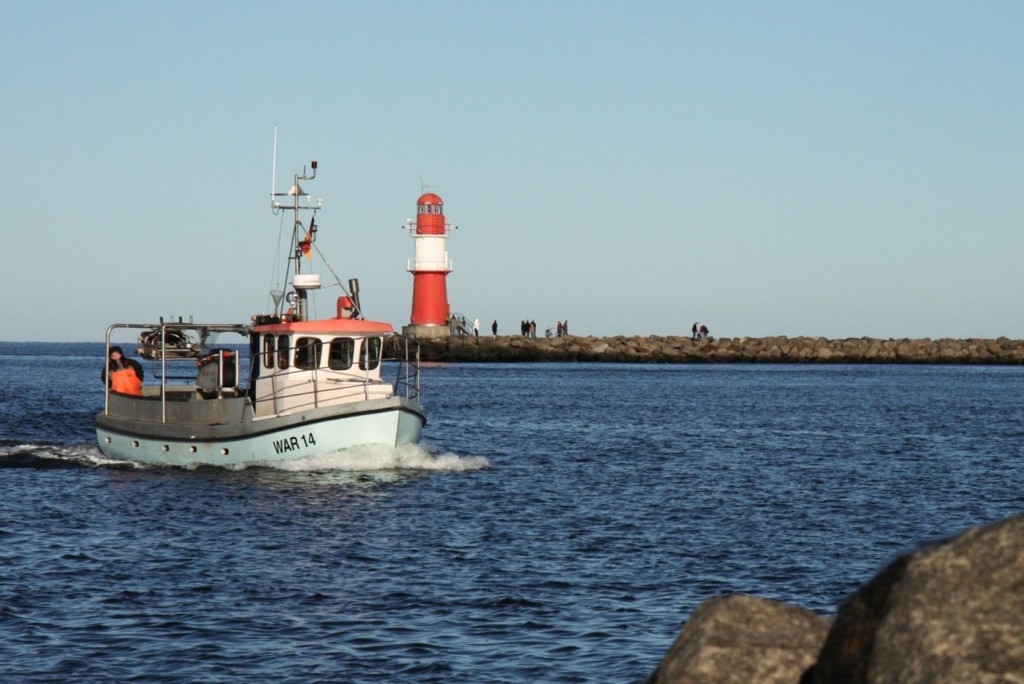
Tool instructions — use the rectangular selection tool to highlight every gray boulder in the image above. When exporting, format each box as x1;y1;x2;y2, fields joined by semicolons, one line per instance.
645;514;1024;683
645;594;829;684
806;513;1024;683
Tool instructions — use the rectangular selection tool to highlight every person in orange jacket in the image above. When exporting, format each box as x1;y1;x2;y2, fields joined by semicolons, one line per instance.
102;346;144;395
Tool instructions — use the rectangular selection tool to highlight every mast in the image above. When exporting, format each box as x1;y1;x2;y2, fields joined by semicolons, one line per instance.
271;160;322;321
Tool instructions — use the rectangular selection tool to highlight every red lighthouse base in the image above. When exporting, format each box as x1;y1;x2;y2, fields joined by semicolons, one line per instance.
409;272;450;326
403;271;452;339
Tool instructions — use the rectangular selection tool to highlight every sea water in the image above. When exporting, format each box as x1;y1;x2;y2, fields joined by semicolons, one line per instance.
1;342;1022;682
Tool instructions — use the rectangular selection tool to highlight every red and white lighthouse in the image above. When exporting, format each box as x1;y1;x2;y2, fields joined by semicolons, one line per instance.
402;192;455;338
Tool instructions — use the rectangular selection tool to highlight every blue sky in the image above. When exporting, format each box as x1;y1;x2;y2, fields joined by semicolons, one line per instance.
2;2;1022;342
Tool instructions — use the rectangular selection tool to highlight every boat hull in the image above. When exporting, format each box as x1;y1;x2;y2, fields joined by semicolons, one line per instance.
95;396;425;468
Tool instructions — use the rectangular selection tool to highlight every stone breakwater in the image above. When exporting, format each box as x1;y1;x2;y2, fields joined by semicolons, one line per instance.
419;335;1024;364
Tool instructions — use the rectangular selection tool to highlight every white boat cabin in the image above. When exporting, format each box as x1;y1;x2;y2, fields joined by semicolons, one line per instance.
248;325;399;417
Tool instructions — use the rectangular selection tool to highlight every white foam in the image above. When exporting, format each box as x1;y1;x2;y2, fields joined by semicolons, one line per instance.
1;442;488;474
259;442;490;473
0;443;134;467
77;445;142;467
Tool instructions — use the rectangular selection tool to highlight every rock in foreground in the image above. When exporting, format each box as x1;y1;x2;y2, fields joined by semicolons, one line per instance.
646;514;1024;683
644;595;828;684
807;513;1024;683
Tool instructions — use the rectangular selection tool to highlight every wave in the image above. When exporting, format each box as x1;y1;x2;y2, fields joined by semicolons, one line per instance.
0;441;489;474
0;443;114;468
254;442;490;473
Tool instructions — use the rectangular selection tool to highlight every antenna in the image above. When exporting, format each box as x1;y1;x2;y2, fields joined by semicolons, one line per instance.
271;127;278;201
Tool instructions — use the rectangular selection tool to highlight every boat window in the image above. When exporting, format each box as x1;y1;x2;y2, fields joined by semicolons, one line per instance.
262;334;276;369
277;334;290;370
294;337;322;370
359;337;382;371
329;337;354;370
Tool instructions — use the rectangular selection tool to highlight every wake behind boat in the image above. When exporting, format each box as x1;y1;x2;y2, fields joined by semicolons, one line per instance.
95;159;425;467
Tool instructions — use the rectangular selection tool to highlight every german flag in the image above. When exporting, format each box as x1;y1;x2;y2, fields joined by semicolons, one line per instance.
298;217;315;260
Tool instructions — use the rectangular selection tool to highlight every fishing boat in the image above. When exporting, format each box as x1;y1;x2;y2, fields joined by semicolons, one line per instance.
95;160;425;467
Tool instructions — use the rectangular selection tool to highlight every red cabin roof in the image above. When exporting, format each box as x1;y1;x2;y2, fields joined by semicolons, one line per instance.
251;318;395;335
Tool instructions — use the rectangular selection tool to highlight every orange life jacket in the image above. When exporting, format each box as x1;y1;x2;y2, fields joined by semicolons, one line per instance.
111;367;142;395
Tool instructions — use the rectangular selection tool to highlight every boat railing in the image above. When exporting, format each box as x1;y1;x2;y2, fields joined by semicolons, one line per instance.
103;322;250;423
383;333;422;401
104;324;421;423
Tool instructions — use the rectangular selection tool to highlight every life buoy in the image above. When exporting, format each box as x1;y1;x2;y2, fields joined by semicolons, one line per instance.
197;350;233;368
196;350;238;398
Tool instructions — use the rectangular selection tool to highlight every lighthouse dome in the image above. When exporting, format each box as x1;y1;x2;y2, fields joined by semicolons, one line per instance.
417;192;443;207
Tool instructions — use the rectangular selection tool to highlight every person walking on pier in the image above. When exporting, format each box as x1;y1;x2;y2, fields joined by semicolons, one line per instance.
492;320;498;336
692;322;698;340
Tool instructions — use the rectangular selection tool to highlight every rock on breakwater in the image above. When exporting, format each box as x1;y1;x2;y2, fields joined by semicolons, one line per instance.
418;335;1024;364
